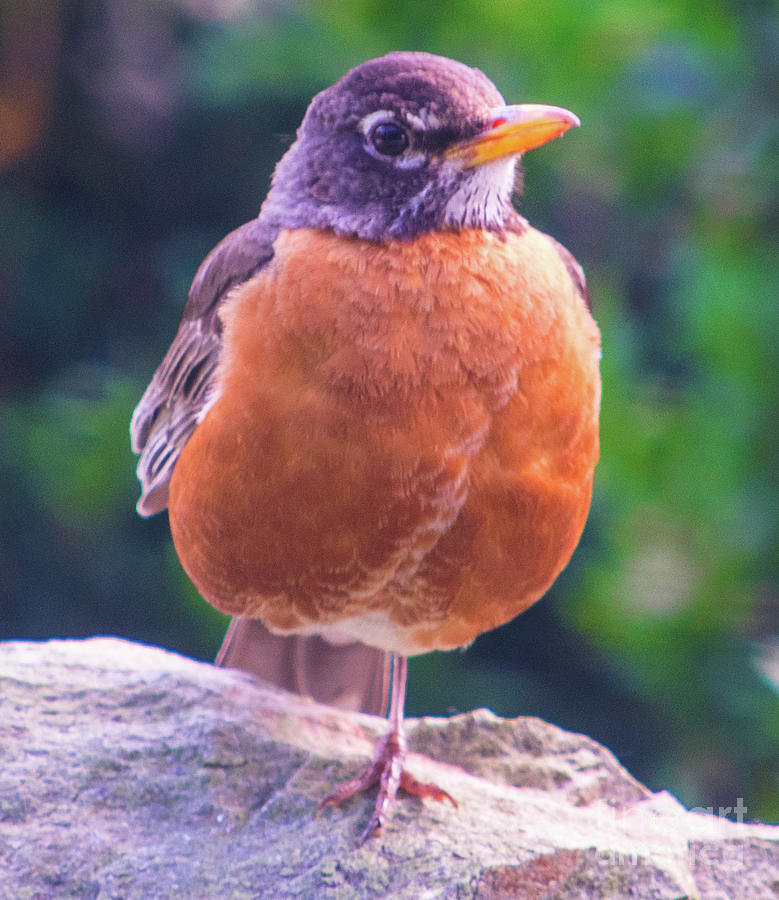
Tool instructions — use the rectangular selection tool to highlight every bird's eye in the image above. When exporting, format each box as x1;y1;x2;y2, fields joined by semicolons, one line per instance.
368;121;409;157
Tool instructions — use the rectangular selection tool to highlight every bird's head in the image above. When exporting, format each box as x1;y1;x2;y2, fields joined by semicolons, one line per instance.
261;51;579;241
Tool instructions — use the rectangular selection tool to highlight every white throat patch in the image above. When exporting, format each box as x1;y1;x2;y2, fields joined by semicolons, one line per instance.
442;156;517;230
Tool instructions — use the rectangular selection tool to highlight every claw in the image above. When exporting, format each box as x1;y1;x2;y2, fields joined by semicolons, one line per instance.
399;771;458;808
317;654;456;842
318;727;456;843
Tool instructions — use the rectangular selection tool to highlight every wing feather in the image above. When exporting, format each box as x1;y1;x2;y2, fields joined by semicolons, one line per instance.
130;218;277;515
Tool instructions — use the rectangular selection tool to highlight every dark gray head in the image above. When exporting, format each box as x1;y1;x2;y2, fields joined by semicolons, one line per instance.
259;51;579;241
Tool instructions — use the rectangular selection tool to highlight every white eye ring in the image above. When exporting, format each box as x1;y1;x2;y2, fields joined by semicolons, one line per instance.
358;110;426;169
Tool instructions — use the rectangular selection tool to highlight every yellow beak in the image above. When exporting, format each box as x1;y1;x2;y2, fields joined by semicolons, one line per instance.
447;104;580;167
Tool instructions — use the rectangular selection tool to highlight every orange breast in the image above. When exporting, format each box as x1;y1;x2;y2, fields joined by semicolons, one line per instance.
168;227;601;654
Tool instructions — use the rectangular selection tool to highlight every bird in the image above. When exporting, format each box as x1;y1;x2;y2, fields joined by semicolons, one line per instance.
131;51;601;843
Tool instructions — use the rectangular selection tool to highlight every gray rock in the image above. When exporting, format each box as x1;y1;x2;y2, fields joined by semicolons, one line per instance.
0;637;775;899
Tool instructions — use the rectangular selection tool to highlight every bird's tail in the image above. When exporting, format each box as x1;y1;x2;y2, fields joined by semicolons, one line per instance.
215;617;390;715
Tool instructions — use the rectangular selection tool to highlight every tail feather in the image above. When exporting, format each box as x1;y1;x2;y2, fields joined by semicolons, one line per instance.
215;618;390;716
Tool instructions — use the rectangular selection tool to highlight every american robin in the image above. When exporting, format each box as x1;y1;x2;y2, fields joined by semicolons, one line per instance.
131;51;600;842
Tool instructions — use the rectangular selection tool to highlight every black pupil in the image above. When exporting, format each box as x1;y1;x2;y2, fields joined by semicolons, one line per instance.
371;122;408;156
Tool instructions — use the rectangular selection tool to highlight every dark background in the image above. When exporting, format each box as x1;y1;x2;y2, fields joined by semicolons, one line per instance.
1;0;776;821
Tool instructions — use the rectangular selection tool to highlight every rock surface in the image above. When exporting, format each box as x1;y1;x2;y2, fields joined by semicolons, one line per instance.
0;637;776;899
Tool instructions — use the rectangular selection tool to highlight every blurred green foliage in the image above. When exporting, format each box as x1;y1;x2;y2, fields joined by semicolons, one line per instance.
1;0;776;821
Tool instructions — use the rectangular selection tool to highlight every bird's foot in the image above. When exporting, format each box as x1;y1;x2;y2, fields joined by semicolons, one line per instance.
318;728;457;844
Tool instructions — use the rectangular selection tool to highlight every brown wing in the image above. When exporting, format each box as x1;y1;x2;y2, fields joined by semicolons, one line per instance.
131;217;389;714
130;218;277;516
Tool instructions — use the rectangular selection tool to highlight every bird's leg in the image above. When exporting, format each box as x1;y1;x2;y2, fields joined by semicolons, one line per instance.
319;653;456;843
